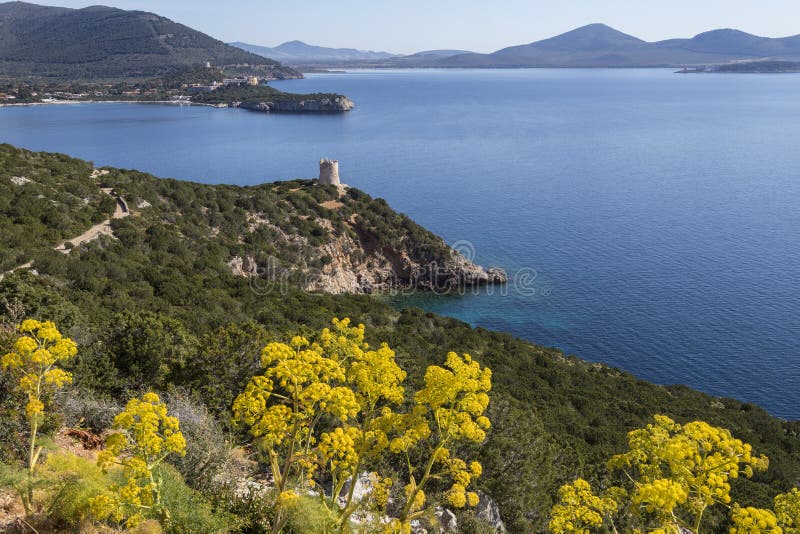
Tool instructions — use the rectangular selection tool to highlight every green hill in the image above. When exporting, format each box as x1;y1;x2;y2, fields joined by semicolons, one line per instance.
0;145;798;532
0;1;300;80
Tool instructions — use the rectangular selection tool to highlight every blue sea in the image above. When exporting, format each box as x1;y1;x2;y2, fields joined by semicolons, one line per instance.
2;69;800;418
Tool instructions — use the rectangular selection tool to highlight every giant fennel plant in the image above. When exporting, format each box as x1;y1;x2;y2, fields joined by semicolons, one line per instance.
232;317;492;533
548;414;800;534
1;319;77;514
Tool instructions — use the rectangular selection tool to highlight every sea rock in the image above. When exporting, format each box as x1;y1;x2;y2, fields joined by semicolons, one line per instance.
486;267;508;284
476;491;507;533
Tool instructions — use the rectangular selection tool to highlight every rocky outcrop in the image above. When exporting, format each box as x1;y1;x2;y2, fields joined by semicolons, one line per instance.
228;255;258;277
434;507;458;533
238;95;354;113
227;212;505;295
476;491;507;533
304;228;506;294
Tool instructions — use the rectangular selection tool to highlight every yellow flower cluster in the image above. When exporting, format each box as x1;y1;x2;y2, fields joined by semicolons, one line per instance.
775;488;800;532
233;323;363;449
372;475;393;508
725;486;800;533
632;479;687;514
549;478;619;534
608;414;768;527
91;393;186;528
1;319;77;421
415;352;491;444
730;505;781;533
404;481;426;513
318;426;361;479
99;392;186;465
231;319;493;530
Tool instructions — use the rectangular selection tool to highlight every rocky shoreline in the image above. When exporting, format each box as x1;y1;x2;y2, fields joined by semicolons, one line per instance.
0;96;355;113
237;95;355;113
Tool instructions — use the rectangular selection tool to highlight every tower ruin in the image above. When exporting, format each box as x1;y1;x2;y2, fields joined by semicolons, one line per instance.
319;159;341;186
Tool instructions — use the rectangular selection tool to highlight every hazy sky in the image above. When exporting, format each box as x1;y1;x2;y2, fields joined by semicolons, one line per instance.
39;0;800;54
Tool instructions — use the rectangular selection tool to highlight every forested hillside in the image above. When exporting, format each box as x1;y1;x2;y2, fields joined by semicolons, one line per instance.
0;2;300;80
0;145;798;532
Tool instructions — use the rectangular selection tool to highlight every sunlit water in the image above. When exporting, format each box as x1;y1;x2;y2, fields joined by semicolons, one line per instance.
2;69;800;418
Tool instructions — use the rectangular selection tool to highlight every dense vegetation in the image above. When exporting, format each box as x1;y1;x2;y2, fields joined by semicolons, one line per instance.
0;145;799;532
0;2;299;81
714;61;800;73
189;85;346;105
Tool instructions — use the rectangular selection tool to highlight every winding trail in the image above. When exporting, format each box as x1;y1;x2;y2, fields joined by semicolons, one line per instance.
54;188;129;253
0;187;128;280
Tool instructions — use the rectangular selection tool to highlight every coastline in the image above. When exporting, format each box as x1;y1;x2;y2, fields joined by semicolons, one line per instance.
0;99;219;108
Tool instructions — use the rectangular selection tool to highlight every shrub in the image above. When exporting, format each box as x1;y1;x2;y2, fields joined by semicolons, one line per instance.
57;388;122;432
164;392;231;491
40;452;116;528
157;463;237;534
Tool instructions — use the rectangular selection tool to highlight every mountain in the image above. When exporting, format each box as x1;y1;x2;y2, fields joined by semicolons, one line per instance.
0;1;300;80
656;28;800;57
437;23;800;67
403;49;475;58
231;40;397;65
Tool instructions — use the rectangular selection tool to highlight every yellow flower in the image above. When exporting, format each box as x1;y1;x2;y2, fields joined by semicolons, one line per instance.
549;479;619;534
97;393;186;525
730;504;781;533
608;415;768;526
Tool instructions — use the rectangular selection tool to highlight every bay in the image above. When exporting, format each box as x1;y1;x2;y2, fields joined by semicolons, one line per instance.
2;68;800;417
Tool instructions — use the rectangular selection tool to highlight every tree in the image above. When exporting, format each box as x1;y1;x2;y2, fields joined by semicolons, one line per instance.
1;319;77;514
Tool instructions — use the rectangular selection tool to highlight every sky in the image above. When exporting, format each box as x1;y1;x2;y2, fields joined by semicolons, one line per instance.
36;0;800;54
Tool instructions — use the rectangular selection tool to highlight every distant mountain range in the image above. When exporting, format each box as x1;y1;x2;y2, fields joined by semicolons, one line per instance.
231;41;396;64
238;24;800;69
0;1;300;80
439;24;800;67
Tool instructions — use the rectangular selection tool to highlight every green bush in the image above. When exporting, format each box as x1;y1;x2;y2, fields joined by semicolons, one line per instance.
41;452;115;528
158;463;237;534
284;496;339;534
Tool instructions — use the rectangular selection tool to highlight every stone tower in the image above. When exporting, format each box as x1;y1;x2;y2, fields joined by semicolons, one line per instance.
319;159;340;186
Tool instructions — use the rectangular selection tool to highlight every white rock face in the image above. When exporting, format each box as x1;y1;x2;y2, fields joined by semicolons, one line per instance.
10;176;30;185
435;507;459;533
476;491;507;533
228;255;258;277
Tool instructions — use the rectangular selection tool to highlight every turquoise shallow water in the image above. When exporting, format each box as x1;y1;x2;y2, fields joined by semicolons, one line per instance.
2;69;800;418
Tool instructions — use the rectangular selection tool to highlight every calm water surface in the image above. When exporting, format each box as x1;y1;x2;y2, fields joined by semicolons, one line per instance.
2;69;800;418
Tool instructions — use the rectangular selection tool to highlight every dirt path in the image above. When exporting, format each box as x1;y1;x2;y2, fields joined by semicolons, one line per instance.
0;187;128;280
54;191;129;253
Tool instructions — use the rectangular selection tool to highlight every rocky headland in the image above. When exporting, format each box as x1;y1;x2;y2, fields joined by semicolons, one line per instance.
238;95;355;113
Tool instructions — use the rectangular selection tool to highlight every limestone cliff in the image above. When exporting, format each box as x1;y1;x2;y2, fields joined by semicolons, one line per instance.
229;215;506;294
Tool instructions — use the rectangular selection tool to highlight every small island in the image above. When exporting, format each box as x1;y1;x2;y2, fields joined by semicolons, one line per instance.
189;84;354;113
